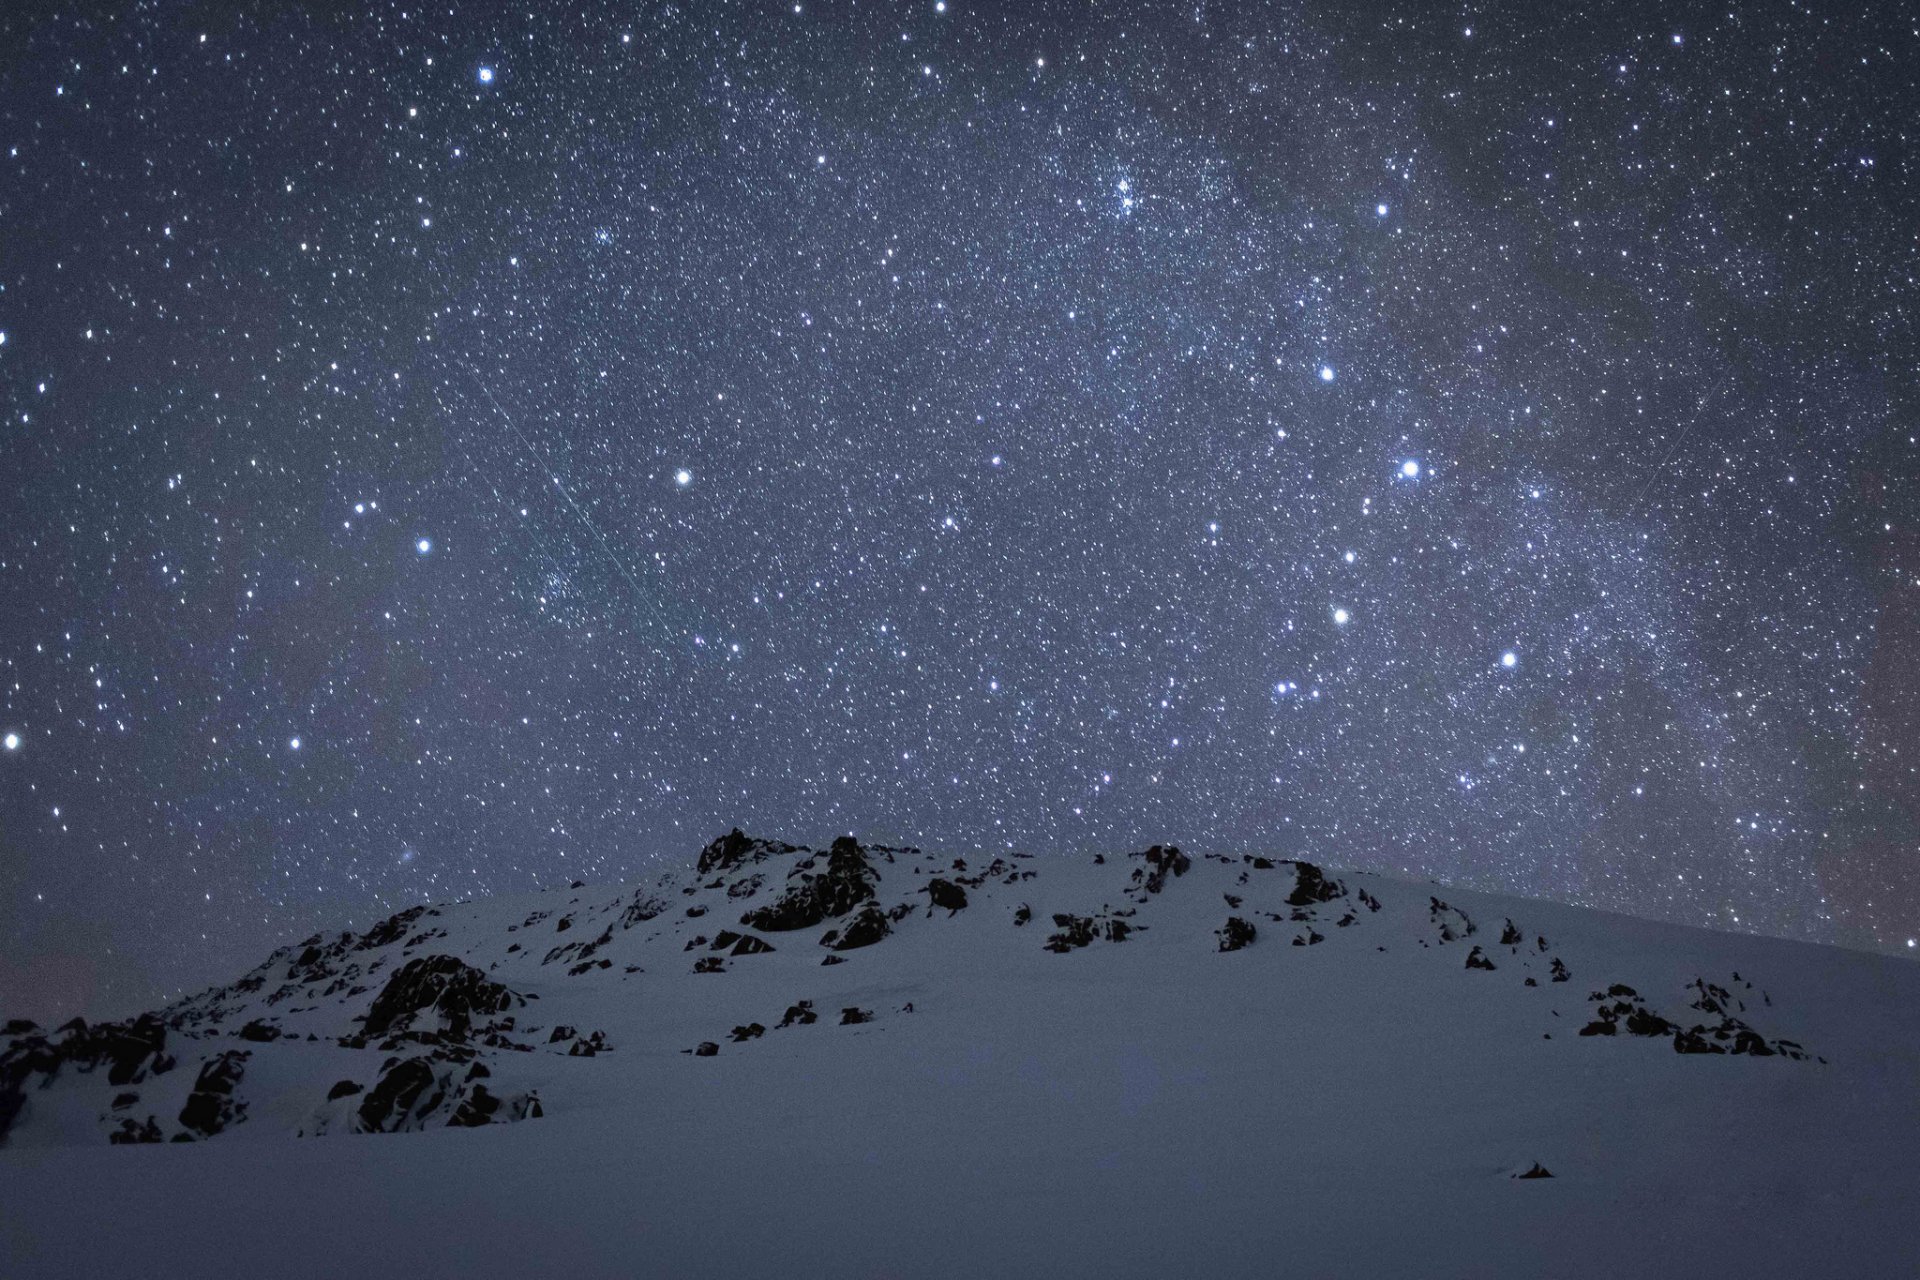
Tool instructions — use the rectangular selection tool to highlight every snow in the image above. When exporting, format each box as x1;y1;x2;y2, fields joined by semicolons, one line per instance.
3;837;1917;1277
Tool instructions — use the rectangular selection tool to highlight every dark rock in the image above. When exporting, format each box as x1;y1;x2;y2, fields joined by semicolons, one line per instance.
567;1030;610;1057
1044;914;1098;953
1465;946;1497;971
729;1023;766;1043
548;1025;578;1043
730;933;776;956
1134;844;1192;895
710;931;743;951
820;955;846;966
178;1050;251;1138
356;1057;443;1132
686;905;707;918
356;905;431;951
1250;856;1276;870
446;1084;502;1127
1514;1162;1554;1179
1;1019;38;1037
621;890;669;928
693;1041;719;1057
1217;917;1257;952
778;1001;817;1028
1500;919;1524;947
1550;958;1570;983
1287;861;1344;906
924;879;968;915
363;955;522;1041
826;902;892;951
1428;897;1475;942
697;828;799;876
236;1019;283;1043
109;1116;164;1145
1673;1027;1727;1055
1625;1007;1674;1038
112;1091;140;1110
327;1079;363;1101
1013;904;1032;927
741;836;879;932
840;1007;873;1026
692;956;727;974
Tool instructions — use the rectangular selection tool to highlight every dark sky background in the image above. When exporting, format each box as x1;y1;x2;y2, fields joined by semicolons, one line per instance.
1;0;1916;1020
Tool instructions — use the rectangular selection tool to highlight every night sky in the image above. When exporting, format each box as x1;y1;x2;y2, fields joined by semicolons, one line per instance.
2;1;1916;1018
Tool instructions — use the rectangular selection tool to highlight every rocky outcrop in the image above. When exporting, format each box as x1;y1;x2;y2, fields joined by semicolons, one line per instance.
1130;845;1192;897
823;903;892;951
362;955;523;1041
352;1055;539;1134
697;828;801;876
1428;898;1475;943
0;1013;177;1145
178;1050;251;1138
741;837;879;932
1286;861;1345;906
924;878;968;916
1217;917;1257;952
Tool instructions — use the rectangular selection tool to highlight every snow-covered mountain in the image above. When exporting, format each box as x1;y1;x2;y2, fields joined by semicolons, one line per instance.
3;832;1916;1278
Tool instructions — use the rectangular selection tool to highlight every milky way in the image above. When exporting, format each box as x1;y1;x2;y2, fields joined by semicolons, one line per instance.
1;1;1915;1015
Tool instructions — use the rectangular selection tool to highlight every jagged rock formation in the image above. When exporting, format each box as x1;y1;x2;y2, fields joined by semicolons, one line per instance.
362;955;524;1041
741;837;880;932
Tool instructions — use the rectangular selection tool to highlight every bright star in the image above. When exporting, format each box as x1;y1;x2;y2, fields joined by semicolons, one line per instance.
416;537;432;554
1332;607;1350;625
477;66;495;84
1502;651;1518;668
1319;365;1335;382
674;469;693;487
289;737;302;751
1376;203;1389;216
3;732;19;751
1401;460;1421;478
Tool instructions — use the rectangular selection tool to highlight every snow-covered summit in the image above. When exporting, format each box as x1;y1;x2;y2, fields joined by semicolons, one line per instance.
3;831;1917;1277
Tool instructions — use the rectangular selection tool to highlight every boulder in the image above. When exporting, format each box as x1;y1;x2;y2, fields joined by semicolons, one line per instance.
1217;917;1257;952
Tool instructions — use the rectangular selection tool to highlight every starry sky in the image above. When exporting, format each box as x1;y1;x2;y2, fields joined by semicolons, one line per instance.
2;0;1916;1018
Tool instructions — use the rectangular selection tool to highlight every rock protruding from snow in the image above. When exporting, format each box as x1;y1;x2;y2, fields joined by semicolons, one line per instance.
924;878;968;916
1217;917;1257;952
823;902;892;951
0;1013;178;1144
741;836;879;932
1286;861;1346;907
362;955;524;1041
177;1050;250;1139
697;828;801;877
1130;844;1192;897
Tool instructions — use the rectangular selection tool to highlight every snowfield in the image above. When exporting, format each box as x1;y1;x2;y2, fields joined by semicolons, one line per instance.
3;831;1916;1278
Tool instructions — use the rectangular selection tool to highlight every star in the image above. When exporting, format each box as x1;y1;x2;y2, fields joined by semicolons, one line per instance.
1319;365;1336;382
416;537;433;554
674;469;693;487
1332;607;1351;625
477;66;495;84
1502;651;1518;668
3;732;19;751
288;737;302;751
1400;460;1421;478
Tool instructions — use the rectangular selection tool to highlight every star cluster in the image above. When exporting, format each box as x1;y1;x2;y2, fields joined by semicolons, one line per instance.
1;1;1916;1014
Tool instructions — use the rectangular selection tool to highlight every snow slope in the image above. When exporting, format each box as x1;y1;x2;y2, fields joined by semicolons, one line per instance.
3;832;1917;1278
